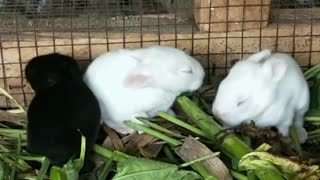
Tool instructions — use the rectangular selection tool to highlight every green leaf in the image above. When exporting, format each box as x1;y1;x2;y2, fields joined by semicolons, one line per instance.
240;158;284;180
49;165;78;180
48;129;85;180
238;152;320;180
50;166;67;180
254;169;284;180
113;158;201;180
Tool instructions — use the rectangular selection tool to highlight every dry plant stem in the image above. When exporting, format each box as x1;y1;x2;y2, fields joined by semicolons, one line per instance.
157;112;207;138
0;88;25;113
175;136;232;180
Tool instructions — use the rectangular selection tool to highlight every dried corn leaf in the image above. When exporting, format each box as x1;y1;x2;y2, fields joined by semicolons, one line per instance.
123;134;164;158
175;136;232;180
103;126;124;151
139;141;163;158
102;136;114;151
0;110;26;127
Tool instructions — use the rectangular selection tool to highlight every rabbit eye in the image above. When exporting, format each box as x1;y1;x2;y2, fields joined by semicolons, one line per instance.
46;73;58;85
47;77;55;84
237;99;247;107
181;68;193;74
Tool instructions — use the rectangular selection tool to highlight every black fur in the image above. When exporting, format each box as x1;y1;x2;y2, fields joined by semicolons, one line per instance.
25;53;101;172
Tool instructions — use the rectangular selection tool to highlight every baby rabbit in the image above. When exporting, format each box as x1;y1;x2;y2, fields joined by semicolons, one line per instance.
83;45;205;134
212;49;309;143
26;53;101;170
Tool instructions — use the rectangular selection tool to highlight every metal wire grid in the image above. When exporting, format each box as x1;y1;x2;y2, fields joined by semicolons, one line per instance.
0;0;169;16
0;0;319;108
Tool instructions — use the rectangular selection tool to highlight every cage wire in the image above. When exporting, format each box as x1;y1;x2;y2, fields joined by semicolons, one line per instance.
0;0;319;108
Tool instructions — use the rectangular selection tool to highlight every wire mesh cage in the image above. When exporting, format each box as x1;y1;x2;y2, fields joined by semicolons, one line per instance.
0;0;319;108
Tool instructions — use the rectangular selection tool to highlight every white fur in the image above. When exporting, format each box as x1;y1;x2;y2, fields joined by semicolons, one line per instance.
212;49;309;143
84;45;205;134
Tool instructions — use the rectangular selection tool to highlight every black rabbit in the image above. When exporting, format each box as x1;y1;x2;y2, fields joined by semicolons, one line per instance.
25;53;101;172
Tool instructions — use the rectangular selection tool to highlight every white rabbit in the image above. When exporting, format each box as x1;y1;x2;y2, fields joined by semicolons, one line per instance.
83;45;205;134
212;49;309;143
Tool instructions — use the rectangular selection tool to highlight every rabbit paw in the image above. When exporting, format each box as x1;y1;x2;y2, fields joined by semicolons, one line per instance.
167;109;176;117
106;121;136;135
116;126;136;135
296;127;308;144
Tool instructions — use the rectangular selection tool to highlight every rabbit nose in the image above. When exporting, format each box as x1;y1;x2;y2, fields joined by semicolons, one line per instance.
212;110;227;119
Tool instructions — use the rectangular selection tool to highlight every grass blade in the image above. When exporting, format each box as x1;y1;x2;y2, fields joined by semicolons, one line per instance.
73;131;86;171
98;153;115;180
230;170;248;180
158;112;207;138
93;145;131;162
179;152;220;168
0;160;5;180
37;157;50;180
192;162;218;180
124;121;183;147
304;64;320;80
136;117;185;139
50;166;67;180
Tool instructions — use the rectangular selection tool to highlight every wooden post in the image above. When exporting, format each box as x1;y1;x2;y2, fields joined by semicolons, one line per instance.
194;0;271;32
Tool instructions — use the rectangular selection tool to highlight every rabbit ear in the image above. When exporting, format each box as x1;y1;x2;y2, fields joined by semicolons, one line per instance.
261;59;287;82
247;49;272;63
124;72;152;88
123;56;152;88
